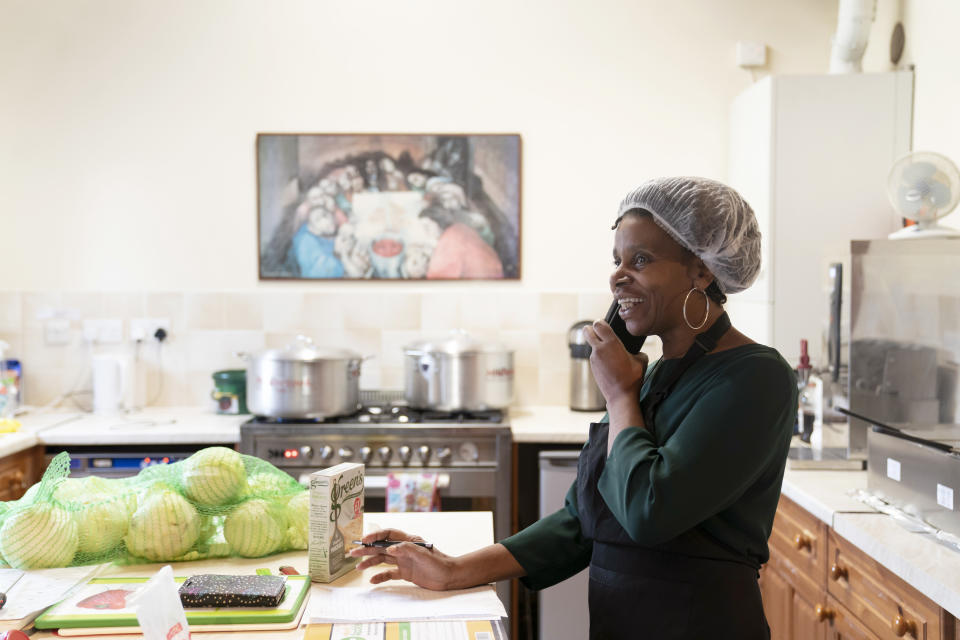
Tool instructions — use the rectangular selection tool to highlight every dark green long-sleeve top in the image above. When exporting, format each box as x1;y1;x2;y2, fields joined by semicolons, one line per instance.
501;344;797;591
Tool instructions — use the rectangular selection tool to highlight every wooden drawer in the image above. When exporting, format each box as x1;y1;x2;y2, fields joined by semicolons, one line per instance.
823;594;882;640
0;446;39;502
768;494;828;603
827;529;943;640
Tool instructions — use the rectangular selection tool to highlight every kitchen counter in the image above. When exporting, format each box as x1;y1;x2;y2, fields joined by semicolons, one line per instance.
9;406;960;619
29;511;499;639
8;405;601;449
779;467;873;524
508;405;599;443
10;405;598;447
27;407;245;446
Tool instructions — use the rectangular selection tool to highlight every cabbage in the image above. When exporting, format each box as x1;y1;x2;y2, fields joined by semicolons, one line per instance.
73;500;128;555
223;499;286;558
246;472;296;498
0;502;78;568
54;477;130;555
182;447;246;507
125;488;202;561
284;491;309;550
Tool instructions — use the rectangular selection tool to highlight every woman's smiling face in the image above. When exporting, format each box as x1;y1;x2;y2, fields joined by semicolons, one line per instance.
610;212;694;338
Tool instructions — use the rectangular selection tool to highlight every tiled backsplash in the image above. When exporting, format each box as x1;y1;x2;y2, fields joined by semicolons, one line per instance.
1;290;666;409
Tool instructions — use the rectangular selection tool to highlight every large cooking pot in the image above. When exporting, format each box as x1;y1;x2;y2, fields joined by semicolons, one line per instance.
403;331;514;412
239;335;363;419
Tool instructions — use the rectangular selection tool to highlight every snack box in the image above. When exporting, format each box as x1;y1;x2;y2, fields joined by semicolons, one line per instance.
308;462;364;583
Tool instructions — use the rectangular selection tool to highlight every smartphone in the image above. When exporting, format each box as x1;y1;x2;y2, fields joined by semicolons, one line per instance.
604;300;646;355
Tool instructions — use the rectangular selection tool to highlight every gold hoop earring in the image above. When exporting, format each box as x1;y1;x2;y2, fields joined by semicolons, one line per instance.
682;287;709;330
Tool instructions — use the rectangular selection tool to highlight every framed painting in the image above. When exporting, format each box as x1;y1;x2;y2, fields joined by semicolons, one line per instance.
257;134;521;280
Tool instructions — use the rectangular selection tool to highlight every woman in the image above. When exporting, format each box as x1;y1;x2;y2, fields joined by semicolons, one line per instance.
351;177;798;639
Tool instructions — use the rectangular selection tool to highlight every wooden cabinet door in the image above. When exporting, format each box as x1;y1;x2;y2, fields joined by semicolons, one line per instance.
760;564;793;640
793;588;829;640
826;595;881;640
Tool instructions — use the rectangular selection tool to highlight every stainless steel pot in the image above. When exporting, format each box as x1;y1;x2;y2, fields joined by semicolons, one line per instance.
403;331;514;411
239;335;363;419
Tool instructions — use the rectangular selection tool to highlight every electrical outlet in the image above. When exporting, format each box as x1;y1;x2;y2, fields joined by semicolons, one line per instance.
82;318;124;344
44;318;72;345
736;41;767;68
130;317;171;342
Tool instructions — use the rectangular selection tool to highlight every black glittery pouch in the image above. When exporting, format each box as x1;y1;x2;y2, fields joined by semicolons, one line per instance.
178;574;287;608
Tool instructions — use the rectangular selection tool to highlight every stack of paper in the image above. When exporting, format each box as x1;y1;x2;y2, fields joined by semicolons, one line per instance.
0;565;103;631
306;619;503;640
309;584;506;623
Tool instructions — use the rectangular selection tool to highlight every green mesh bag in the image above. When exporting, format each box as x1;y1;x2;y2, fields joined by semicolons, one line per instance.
0;446;308;569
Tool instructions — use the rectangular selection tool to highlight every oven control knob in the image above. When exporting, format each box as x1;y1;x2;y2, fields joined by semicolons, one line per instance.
417;445;431;464
299;446;313;459
338;446;354;461
459;442;480;462
378;446;392;464
436;446;452;463
359;446;373;463
398;445;412;465
319;445;334;462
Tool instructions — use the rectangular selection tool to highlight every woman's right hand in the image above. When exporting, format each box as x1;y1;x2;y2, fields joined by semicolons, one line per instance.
350;528;458;591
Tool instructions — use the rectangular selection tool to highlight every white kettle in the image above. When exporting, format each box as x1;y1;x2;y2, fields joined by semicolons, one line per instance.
91;353;134;413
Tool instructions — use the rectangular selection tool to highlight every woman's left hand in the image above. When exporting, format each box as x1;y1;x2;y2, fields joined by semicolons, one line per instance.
584;320;649;408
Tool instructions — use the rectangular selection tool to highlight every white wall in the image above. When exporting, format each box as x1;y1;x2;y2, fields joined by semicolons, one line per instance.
902;0;960;229
0;0;841;293
9;0;959;406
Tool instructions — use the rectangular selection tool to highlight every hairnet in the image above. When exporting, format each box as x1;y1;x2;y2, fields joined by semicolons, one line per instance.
617;176;761;294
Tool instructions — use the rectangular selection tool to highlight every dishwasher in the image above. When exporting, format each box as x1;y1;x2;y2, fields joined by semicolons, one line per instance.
538;450;588;640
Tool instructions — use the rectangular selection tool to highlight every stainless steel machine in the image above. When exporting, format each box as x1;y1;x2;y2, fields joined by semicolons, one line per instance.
239;389;513;609
851;238;960;536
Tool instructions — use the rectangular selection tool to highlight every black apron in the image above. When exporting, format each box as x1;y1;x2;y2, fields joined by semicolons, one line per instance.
576;313;770;640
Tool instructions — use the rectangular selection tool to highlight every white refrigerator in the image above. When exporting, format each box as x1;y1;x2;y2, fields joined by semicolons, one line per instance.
726;71;913;367
538;451;589;639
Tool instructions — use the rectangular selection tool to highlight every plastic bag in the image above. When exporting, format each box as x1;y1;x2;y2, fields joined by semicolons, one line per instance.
127;565;190;640
0;446;308;569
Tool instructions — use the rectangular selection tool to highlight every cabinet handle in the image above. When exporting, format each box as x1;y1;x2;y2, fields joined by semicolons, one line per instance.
9;471;23;489
814;604;835;622
794;532;812;551
891;613;917;637
829;563;848;581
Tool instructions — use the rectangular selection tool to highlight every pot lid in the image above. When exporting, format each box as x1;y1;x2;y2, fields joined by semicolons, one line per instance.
258;335;361;362
404;330;511;355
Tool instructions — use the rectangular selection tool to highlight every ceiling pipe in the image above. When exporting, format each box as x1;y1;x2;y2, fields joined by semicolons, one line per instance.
829;0;877;73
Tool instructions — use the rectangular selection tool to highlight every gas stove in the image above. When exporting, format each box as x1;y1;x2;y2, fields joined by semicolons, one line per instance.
238;390;512;536
241;391;508;467
239;390;513;612
245;401;505;427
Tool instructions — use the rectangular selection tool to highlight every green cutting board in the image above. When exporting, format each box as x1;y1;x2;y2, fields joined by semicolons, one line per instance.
34;574;309;629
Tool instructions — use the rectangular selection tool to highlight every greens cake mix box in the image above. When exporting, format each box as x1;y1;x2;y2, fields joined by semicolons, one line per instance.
308;462;364;583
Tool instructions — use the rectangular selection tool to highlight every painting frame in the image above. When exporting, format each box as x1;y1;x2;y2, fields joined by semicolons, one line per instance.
256;133;522;281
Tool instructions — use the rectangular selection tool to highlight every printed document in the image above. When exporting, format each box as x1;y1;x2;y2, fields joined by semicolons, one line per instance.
309;584;506;623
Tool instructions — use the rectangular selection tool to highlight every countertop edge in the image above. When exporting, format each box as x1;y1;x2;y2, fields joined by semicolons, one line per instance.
832;512;960;620
783;470;960;620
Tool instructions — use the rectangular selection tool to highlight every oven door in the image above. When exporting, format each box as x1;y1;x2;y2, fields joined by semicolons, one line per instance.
292;468;497;515
43;444;220;478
